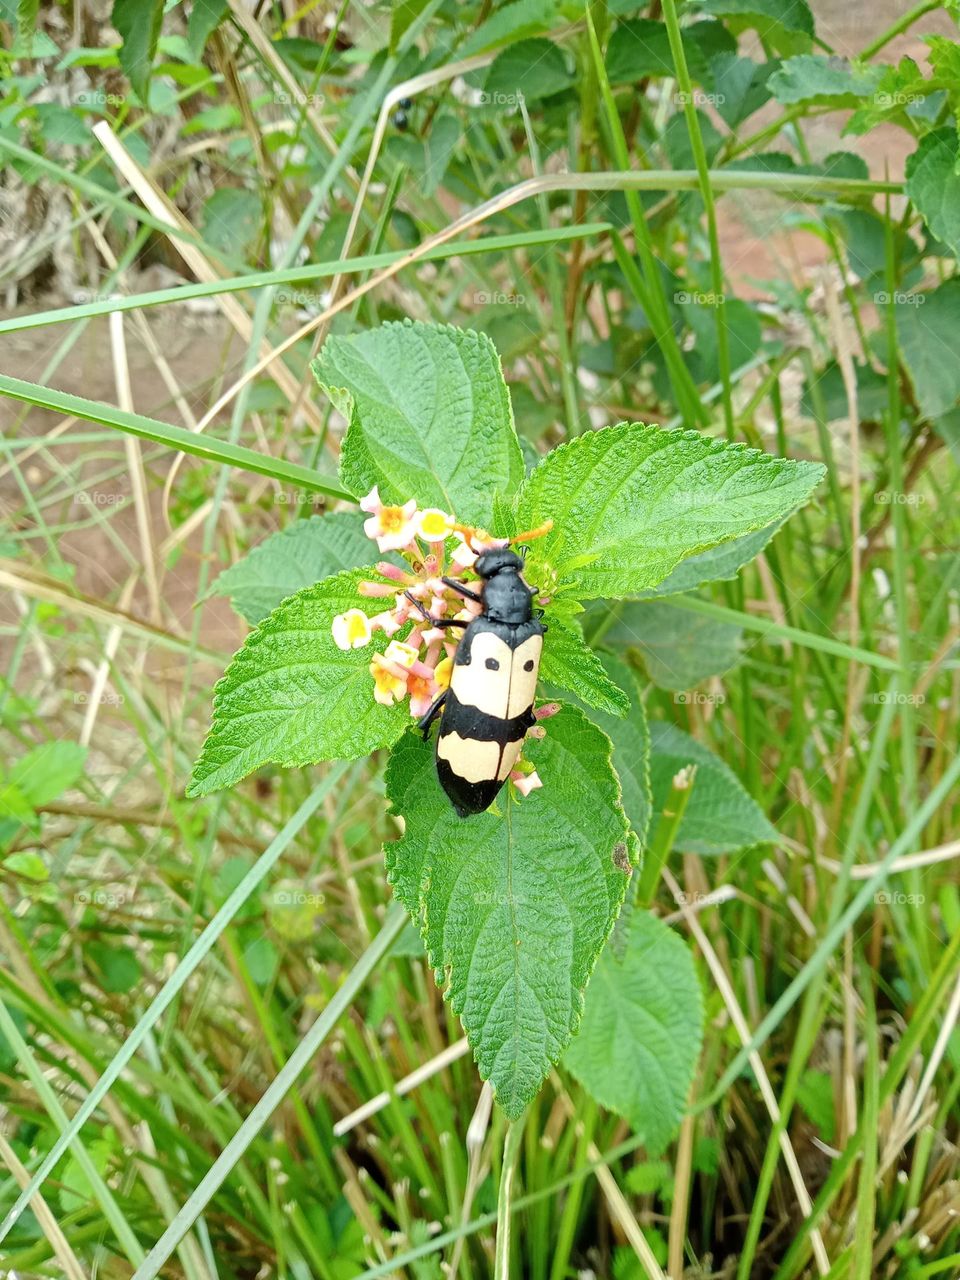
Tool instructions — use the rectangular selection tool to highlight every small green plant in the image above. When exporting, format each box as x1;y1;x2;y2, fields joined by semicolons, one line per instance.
189;317;824;1120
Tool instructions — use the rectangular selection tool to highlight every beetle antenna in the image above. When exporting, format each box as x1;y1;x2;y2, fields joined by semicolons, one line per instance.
510;518;553;544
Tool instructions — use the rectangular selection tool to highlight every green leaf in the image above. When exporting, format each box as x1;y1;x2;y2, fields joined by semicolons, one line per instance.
200;188;262;257
515;422;824;600
897;279;960;420
697;0;814;55
9;742;87;807
605;598;743;691
0;781;34;826
768;55;883;106
801;359;890;425
3;851;48;881
564;909;703;1152
385;706;633;1119
111;0;165;103
390;0;430;50
636;518;787;598
590;655;652;848
87;943;141;994
606;19;734;85
540;618;630;717
187;569;409;797
460;0;559;57
709;54;775;128
483;38;573;102
313;320;524;527
210;513;376;625
906;128;960;259
649;723;778;854
187;0;228;57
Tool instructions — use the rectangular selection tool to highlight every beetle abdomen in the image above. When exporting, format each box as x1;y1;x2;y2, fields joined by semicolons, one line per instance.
435;620;543;817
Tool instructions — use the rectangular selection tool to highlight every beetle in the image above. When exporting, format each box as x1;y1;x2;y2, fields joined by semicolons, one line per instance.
408;549;545;817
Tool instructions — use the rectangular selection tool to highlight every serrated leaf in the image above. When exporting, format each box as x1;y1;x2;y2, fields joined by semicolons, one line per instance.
607;19;734;86
564;909;703;1152
897;279;960;420
637;517;786;598
539;617;630;717
605;598;743;691
188;569;408;797
697;0;814;55
210;513;376;625
649;723;778;854
906;128;960;259
385;706;632;1118
313;320;524;527
483;38;573;102
515;422;824;600
8;741;86;807
112;0;164;103
768;55;883;106
589;654;652;848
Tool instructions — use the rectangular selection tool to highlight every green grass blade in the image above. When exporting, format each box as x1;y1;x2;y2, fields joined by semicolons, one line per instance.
0;771;349;1244
0;374;351;499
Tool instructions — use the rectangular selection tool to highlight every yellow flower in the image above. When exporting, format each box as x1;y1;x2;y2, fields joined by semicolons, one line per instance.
433;655;453;690
370;660;408;705
331;609;372;650
417;508;453;543
384;640;419;670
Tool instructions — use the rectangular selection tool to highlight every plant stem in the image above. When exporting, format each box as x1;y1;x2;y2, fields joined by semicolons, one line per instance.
638;766;696;906
494;1110;528;1280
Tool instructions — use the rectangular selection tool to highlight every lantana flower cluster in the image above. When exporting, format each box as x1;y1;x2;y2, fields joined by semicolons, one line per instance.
332;487;550;796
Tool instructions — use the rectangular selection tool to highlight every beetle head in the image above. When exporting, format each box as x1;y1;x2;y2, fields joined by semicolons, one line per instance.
473;548;523;579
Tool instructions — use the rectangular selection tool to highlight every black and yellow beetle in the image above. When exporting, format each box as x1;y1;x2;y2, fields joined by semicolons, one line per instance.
409;549;545;817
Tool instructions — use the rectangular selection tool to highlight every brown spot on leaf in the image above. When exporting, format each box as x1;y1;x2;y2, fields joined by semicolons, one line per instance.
612;842;631;874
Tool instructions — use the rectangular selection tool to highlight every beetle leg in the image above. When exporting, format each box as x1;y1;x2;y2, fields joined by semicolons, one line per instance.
404;590;468;628
440;575;483;603
418;689;448;739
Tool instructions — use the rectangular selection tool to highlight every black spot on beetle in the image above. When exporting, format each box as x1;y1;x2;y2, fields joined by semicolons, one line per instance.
485;657;500;670
523;659;535;671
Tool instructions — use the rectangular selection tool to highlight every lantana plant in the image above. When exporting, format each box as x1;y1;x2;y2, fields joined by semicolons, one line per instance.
189;319;824;1120
329;486;554;794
